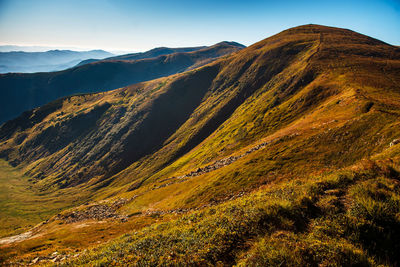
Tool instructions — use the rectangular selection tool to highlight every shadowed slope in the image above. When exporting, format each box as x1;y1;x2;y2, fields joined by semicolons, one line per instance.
0;42;244;124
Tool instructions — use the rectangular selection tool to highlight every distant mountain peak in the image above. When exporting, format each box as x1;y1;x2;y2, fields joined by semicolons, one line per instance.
214;41;246;48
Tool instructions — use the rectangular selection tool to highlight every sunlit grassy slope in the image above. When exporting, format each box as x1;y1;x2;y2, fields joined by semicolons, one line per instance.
67;160;400;266
1;24;400;265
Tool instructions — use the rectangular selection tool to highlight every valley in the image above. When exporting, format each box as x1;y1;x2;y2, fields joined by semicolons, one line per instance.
0;159;86;239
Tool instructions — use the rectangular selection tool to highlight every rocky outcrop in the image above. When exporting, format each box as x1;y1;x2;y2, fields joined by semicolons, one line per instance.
55;204;126;223
29;251;77;265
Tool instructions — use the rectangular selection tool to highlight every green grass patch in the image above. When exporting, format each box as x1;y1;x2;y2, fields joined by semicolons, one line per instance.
0;159;88;238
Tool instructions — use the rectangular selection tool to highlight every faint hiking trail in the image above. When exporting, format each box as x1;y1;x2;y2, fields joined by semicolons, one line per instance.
0;230;41;245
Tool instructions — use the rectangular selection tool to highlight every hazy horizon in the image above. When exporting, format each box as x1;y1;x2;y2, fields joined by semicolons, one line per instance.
0;44;134;54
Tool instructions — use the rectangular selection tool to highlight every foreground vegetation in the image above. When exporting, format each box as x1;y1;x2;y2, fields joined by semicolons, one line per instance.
63;160;399;266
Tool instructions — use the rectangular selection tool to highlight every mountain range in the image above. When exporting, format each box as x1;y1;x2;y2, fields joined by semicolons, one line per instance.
0;25;400;266
0;42;244;124
0;49;114;73
75;45;209;66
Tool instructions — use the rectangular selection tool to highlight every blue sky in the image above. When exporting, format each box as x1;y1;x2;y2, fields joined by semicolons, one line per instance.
0;0;399;52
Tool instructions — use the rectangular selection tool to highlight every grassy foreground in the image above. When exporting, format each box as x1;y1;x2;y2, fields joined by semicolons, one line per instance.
62;159;400;266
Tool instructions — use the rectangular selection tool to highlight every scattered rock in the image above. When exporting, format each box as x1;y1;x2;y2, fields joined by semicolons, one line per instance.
51;255;62;262
54;204;128;223
390;139;400;147
29;252;71;265
324;189;341;195
152;136;292;191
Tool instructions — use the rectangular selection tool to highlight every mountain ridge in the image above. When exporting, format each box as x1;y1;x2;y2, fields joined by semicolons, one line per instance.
2;24;399;190
75;46;207;66
1;24;400;265
0;42;244;124
76;42;245;66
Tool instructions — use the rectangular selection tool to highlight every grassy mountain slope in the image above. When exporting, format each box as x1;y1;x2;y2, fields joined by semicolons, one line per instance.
69;160;400;266
0;42;244;124
1;24;400;265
